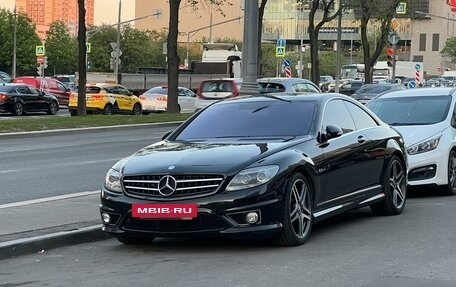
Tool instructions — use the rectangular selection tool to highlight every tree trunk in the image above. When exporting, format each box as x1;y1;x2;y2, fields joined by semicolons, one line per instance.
77;0;87;116
167;0;181;114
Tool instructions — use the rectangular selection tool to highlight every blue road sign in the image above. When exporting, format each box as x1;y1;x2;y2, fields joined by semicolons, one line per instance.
277;39;286;47
283;59;291;67
415;63;421;70
408;81;416;89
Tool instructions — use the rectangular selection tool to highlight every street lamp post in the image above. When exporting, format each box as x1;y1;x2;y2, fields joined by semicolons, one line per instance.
12;5;17;78
114;0;121;83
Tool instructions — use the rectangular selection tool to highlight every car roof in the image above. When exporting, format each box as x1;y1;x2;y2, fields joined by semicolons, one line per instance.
372;87;456;99
257;77;313;83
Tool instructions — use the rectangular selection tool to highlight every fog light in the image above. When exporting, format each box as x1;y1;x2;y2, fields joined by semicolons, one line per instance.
246;212;259;224
102;213;111;224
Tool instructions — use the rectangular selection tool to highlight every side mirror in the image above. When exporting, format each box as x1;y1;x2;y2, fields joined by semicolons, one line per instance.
39;91;46;96
161;130;173;140
318;125;343;142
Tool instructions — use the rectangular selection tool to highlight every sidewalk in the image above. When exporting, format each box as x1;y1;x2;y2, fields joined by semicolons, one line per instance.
0;192;108;260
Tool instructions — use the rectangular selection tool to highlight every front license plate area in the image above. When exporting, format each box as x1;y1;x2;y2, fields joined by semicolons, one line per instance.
132;203;198;219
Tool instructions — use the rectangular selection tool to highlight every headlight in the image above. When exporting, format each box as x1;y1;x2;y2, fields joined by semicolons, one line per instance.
226;165;280;191
407;133;442;155
104;168;123;193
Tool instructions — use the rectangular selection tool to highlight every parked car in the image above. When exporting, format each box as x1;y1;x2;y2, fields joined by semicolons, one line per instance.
53;74;77;90
367;88;456;195
258;77;321;93
195;78;242;110
329;80;363;96
352;83;405;104
0;71;13;83
442;75;456;87
13;76;71;106
319;75;334;91
139;85;197;114
424;77;451;87
100;92;407;246
0;83;59;116
68;83;142;116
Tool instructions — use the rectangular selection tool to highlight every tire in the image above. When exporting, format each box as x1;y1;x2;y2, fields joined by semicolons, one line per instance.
47;101;59;115
103;104;113;115
12;102;24;116
116;235;154;245
275;173;313;246
371;155;407;215
142;111;150;115
177;105;181;114
131;103;142;115
69;109;77;116
442;150;456;195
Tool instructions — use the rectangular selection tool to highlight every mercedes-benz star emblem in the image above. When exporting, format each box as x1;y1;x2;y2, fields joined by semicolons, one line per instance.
158;175;177;196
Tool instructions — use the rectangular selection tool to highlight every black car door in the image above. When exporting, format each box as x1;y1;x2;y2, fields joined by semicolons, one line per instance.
16;85;36;111
317;99;374;207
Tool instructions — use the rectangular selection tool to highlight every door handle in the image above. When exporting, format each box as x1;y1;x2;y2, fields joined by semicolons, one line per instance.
358;136;366;143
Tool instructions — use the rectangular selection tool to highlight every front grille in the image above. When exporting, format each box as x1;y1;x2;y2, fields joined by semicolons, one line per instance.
123;213;227;232
122;174;224;199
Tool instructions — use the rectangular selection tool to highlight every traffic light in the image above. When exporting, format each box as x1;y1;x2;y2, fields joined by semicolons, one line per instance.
387;47;394;67
43;56;48;69
36;64;42;76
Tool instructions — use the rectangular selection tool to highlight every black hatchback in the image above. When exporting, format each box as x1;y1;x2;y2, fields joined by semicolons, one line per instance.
100;93;407;246
0;83;59;116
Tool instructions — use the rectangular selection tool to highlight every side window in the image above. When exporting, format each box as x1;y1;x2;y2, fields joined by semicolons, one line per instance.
30;87;41;95
342;83;352;89
344;101;378;130
451;103;456;128
322;100;355;134
17;86;31;94
57;82;67;91
116;86;130;95
305;83;320;92
177;88;185;97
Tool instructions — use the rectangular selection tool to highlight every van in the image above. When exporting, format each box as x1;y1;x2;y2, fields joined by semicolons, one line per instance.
13;76;72;106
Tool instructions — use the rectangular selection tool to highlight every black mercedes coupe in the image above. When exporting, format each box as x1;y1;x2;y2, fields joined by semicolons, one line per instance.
100;93;407;246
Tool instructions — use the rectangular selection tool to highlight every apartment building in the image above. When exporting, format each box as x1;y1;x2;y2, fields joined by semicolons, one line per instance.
16;0;94;40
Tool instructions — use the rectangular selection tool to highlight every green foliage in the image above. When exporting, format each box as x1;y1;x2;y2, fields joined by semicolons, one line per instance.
45;21;77;75
0;9;41;76
441;37;456;63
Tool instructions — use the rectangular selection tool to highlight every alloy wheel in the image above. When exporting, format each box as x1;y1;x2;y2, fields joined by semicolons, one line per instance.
389;159;406;209
289;178;312;238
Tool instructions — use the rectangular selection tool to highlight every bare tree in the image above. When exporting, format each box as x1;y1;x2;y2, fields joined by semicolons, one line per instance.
308;0;343;85
356;0;402;84
77;0;87;115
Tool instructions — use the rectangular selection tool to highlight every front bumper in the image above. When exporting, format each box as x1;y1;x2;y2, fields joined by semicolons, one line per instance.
407;147;448;186
100;185;284;239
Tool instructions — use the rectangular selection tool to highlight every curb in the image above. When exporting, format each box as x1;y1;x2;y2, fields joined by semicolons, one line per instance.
0;121;183;139
0;225;109;260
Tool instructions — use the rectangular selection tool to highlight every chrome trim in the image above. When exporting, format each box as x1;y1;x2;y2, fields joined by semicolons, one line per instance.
318;185;382;206
314;205;344;218
359;193;385;205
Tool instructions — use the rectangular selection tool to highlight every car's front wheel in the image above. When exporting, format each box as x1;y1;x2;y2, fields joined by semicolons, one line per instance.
443;150;456;195
103;104;113;115
131;103;142;115
47;101;59;115
275;173;313;246
371;155;406;215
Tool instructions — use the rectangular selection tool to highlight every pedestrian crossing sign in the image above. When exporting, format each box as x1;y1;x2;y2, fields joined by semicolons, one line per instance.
86;43;91;53
36;45;45;56
276;47;285;58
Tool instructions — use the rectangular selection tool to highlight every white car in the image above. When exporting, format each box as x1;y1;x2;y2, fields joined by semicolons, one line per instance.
366;88;456;195
139;86;197;114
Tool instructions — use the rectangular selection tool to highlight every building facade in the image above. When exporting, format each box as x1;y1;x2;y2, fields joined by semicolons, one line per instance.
16;0;94;40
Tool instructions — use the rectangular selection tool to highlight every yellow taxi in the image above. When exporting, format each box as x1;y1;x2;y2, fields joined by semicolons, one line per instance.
68;83;142;116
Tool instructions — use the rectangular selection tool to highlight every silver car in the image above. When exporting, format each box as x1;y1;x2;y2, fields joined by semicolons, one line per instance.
258;77;321;93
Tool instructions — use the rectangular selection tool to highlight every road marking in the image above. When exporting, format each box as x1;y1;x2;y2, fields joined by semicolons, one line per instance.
0;190;100;209
0;169;19;174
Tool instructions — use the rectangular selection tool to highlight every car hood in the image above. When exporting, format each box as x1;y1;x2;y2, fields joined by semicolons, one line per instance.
391;123;448;146
120;140;301;175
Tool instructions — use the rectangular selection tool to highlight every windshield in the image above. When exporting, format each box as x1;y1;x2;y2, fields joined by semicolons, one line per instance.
145;87;167;95
175;100;317;140
366;96;451;125
352;85;398;99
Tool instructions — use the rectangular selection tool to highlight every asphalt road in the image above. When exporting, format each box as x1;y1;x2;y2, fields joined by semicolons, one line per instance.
1;192;456;287
0;124;180;204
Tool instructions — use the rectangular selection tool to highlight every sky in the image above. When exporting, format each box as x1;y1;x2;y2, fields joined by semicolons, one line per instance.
0;0;135;25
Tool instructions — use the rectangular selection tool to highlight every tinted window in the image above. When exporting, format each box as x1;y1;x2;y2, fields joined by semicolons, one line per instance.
322;100;355;134
344;101;378;129
86;86;101;94
201;81;234;92
176;100;317;140
258;83;286;93
367;96;451;125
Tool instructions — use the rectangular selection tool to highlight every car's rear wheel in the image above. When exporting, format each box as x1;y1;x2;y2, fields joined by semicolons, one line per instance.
131;103;141;115
443;150;456;195
275;173;313;246
116;235;154;245
371;155;406;215
103;104;113;115
47;101;59;115
12;102;24;116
